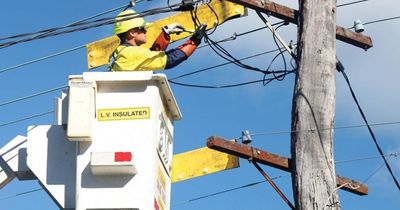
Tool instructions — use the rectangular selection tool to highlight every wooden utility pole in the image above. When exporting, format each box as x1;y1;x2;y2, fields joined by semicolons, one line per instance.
291;0;339;209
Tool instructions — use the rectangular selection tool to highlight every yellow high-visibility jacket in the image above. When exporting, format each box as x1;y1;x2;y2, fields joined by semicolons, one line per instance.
111;45;168;71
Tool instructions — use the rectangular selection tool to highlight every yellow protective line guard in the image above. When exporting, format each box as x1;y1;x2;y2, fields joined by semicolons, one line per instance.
171;146;239;183
86;0;246;69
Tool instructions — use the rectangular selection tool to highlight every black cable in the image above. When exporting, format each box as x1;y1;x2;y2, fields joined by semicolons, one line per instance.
364;16;400;26
337;0;368;7
0;85;67;107
170;49;284;80
169;79;265;88
0;49;287;109
0;9;169;49
172;174;290;207
270;22;289;81
0;3;134;42
190;4;268;74
0;111;53;128
169;70;294;89
338;68;400;191
0;1;201;49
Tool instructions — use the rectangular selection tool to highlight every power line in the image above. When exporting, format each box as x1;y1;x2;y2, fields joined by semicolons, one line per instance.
172;174;290;207
244;121;400;138
0;111;53;128
348;15;400;29
0;46;83;74
0;48;287;107
337;0;368;7
0;85;67;107
338;68;400;191
0;1;194;49
169;48;284;80
0;2;133;42
335;152;400;164
0;188;43;201
362;156;393;184
0;25;282;76
0;1;368;74
364;16;400;26
1;151;399;203
169;70;294;89
197;21;285;49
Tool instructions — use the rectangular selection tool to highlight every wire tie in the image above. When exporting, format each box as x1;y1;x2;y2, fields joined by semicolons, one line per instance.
231;32;237;40
248;146;255;162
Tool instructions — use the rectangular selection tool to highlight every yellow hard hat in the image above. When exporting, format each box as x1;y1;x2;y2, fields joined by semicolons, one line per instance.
114;9;152;35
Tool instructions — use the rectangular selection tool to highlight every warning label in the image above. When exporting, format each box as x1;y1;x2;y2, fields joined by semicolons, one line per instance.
97;107;150;121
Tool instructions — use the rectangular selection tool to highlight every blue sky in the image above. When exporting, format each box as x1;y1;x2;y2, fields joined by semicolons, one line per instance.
0;0;399;209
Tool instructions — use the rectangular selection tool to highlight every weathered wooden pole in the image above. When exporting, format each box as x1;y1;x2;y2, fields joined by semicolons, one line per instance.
291;0;340;209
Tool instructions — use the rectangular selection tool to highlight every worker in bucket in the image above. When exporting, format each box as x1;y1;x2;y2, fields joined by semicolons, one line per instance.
111;9;206;71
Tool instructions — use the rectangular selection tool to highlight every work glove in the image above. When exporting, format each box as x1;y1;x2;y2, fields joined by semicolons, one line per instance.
162;23;185;35
190;24;207;45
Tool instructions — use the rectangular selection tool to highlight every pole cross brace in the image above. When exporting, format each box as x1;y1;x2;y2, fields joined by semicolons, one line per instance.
207;136;368;196
227;0;373;50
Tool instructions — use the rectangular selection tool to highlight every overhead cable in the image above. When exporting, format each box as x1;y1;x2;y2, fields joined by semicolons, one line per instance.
1;24;284;76
197;21;285;49
362;156;393;184
337;0;368;7
0;1;200;49
0;2;134;42
1;48;288;107
0;0;370;73
170;49;284;80
169;70;294;89
363;16;400;26
0;111;53;128
336;152;400;164
1;151;399;203
0;188;43;201
172;151;398;207
338;67;400;191
172;174;290;207
0;46;84;74
0;85;67;107
348;15;400;29
245;121;400;138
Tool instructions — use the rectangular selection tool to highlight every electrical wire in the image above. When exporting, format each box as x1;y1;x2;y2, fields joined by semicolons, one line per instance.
0;1;200;49
0;24;285;76
337;0;368;7
189;1;295;89
335;152;400;164
197;21;285;49
348;15;400;29
338;68;400;191
190;3;268;75
1;48;286;108
172;174;290;207
1;151;399;203
362;156;393;184
0;85;67;107
170;48;284;80
0;2;135;42
169;70;294;89
364;16;400;26
243;121;400;139
3;8;396;74
0;111;53;128
173;149;399;207
0;188;43;201
0;46;84;74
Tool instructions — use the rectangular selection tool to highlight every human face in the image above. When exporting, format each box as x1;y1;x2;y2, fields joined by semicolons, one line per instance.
129;27;147;46
126;28;146;46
